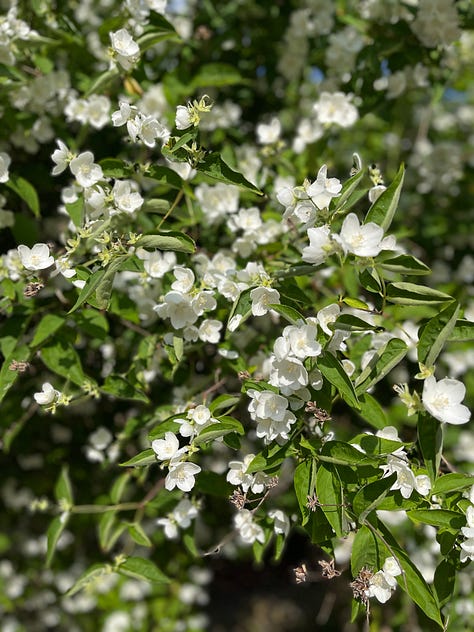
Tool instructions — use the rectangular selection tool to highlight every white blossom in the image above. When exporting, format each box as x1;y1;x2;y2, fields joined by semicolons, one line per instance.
165;461;201;492
34;382;60;405
250;286;280;316
0;152;11;183
302;225;332;265
338;213;385;257
234;509;265;544
256;117;281;144
110;29;140;70
422;376;471;425
305;165;342;210
69;152;103;188
17;243;54;271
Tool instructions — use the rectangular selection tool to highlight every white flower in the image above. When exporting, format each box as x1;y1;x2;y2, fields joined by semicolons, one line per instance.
338;213;384;257
422;376;471;425
234;509;265;544
165;461;201;492
314;91;358;127
17;243;54;271
69;152;103;188
112;102;134;127
305;165;342;210
139;250;176;278
460;505;474;562
248;390;289;422
112;180;143;214
256;117;281;144
34;382;60;405
110;29;140;70
154;291;198;329
316;303;340;336
268;509;290;535
0;152;11;183
250;286;280;316
198;319;222;343
151;432;182;461
171;267;195;293
175;105;192;130
156;498;198;540
226;454;255;491
276;323;321;360
51;140;74;175
366;570;395;604
302;225;332;265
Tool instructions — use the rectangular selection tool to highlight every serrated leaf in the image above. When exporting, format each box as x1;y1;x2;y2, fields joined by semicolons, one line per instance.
318;351;360;410
315;464;343;536
417;301;460;367
386;282;453;306
134;231;195;253
355;338;407;395
120;448;156;467
54;466;73;504
46;514;69;567
196;152;263;195
6;175;40;217
31;314;65;347
365;163;404;231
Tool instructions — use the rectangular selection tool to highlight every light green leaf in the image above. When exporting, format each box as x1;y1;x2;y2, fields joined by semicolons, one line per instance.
294;460;312;525
355;338;407;395
448;319;474;342
341;297;370;311
65;197;84;227
352;473;397;523
0;345;30;404
319;441;378;467
120;449;156;467
331;167;365;213
353;393;387;430
144;165;183;190
85;67;119;96
331;314;383;333
318;351;360;410
191;63;244;88
196;152;263;195
431;473;474;495
351;525;382;576
99;158;132;178
68;268;106;314
6;175;40;217
110;473;130;504
386;282;453;306
226;288;253;333
417;301;460;367
365;163;404;231
208;394;240;415
193;416;244;446
65;563;112;596
31;314;65;347
268;303;305;325
134;231;195;253
126;523;152;547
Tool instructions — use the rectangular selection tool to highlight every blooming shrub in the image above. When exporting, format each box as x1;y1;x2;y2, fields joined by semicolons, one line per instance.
0;1;473;631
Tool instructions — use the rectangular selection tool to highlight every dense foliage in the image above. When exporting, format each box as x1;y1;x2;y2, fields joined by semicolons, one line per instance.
1;1;473;630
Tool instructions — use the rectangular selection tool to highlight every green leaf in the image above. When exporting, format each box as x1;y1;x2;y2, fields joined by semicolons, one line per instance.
433;559;456;608
95;256;129;310
65;563;111;596
431;473;474;495
354;393;387;430
379;254;430;276
136;12;179;51
6;174;40;217
101;375;149;403
74;309;109;338
196;152;263;195
365;163;404;231
386;282;453;306
417;301;460;367
315;464;343;536
268;303;305;324
359;267;383;293
294;460;312;525
226;288;253;333
341;297;370;311
85;67;119;96
351;525;382;576
54;466;73;505
318;351;360;410
208;394;240;415
0;345;30;404
110;473;130;504
120;448;156;467
376;522;443;627
352;473;397;523
99;158;132;178
417;412;443;483
191;63;244;88
65;197;84;227
68;268;106;314
46;514;69;567
319;441;378;467
31;314;65;347
331;167;365;213
40;339;86;387
98;511;125;552
192;416;244;446
134;231;195;253
448;319;474;342
126;523;152;547
331;314;383;333
355;338;407;395
407;509;465;530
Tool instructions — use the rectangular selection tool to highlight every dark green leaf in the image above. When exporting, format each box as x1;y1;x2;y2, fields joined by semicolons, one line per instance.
319;441;378;466
294;460;312;525
431;473;474;495
418;301;460;367
54;466;73;505
352;473;397;523
318;351;360;410
351;525;382;576
315;464;343;536
40;339;86;386
68;268;106;314
379;254;430;276
0;344;30;403
354;393;387;430
355;338;407;395
99;158;132;178
6;175;40;217
386;282;453;306
448;319;474;342
101;375;149;403
192;416;244;446
46;514;69;567
433;559;456;608
65;197;84;227
407;509;465;529
417;412;443;483
31;314;65;347
268;303;305;324
196;152;263;195
331;314;383;333
120;449;156;467
126;523;152;547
